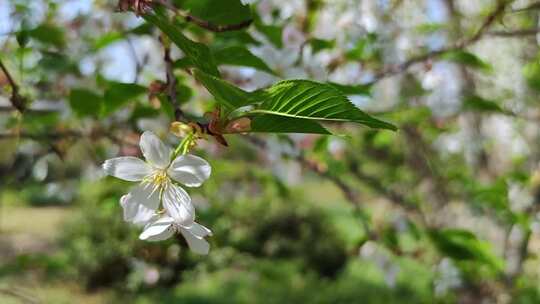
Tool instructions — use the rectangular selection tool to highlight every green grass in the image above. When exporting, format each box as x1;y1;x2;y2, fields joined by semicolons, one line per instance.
0;206;109;303
0;206;72;261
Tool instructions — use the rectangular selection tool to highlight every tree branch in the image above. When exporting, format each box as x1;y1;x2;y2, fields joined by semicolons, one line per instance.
348;159;417;211
0;106;55;114
486;28;540;37
0;59;25;113
161;37;184;121
125;37;143;83
244;135;361;205
0;131;81;141
370;1;510;83
511;1;540;13
243;135;433;241
182;14;253;33
402;125;450;210
504;226;532;286
117;0;252;32
156;0;252;33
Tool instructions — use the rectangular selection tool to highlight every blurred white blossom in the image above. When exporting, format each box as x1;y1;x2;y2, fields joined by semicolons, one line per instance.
434;258;462;296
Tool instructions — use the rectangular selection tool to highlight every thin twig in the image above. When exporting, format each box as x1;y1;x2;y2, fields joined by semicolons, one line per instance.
302;153;361;204
125;37;143;83
245;136;361;203
486;28;540;37
402;125;451;214
464;1;509;44
0;106;55;114
244;135;377;237
161;36;184;121
0;131;81;140
504;227;532;286
511;1;540;13
0;129;140;156
370;1;510;84
155;0;252;32
117;0;252;32
0;59;25;113
349;160;414;210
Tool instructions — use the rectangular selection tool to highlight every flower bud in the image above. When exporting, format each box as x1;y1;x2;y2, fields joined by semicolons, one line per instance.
224;117;251;134
170;121;193;137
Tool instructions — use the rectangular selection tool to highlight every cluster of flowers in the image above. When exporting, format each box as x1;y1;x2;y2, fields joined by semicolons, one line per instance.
102;131;212;254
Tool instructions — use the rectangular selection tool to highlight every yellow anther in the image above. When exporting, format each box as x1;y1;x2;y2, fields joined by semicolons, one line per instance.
151;170;169;188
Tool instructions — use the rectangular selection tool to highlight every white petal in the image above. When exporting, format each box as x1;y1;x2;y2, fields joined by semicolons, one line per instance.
185;222;212;239
167;154;211;187
180;226;210;255
102;157;152;182
120;195;154;226
162;184;194;225
120;183;160;225
139;216;175;241
139;131;172;169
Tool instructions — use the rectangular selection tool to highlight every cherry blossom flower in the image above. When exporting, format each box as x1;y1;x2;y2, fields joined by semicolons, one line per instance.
140;212;212;255
102;131;211;227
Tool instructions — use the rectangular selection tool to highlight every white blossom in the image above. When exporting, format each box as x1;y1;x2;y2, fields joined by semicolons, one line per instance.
140;214;212;255
102;131;212;253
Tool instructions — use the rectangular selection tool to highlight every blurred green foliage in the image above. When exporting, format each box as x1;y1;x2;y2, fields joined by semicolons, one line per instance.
2;0;540;303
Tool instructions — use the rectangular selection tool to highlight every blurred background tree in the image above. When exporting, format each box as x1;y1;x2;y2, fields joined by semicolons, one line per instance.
1;0;540;303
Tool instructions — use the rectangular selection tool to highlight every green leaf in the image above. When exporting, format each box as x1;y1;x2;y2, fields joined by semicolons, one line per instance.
381;226;400;251
131;105;160;121
16;30;29;47
39;51;79;74
310;38;335;54
429;228;503;271
463;95;505;114
214;31;260;47
466;179;513;224
254;20;283;48
193;69;255;110
328;82;371;96
69;89;103;117
345;34;378;61
441;50;492;72
129;23;154;35
213;46;275;75
102;82;147;116
143;11;220;76
400;74;429;99
523;60;540;92
92;32;123;51
174;57;194;69
313;136;330;153
176;46;275;75
176;83;194;104
250;80;397;130
181;0;252;26
21;112;60;133
250;115;331;134
159;95;175;120
28;24;65;48
415;23;446;34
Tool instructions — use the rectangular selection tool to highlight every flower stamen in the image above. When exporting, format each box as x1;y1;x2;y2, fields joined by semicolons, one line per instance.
142;169;171;197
